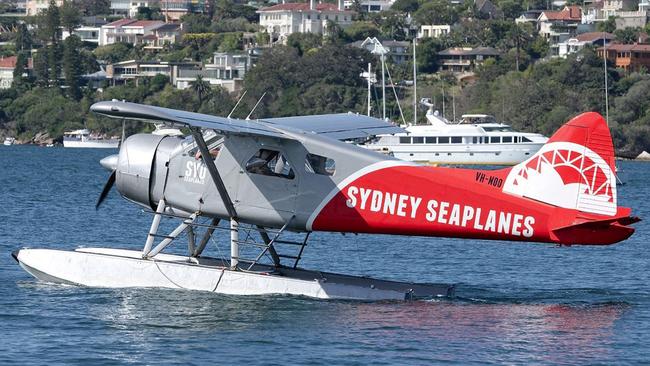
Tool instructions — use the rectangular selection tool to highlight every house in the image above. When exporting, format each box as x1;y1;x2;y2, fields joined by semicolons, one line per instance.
0;56;18;89
614;10;649;29
602;0;637;18
350;37;411;64
555;32;613;58
515;10;543;24
105;59;200;86
160;0;208;21
110;0;155;17
343;0;395;12
142;23;183;50
437;47;499;73
175;52;251;92
258;0;354;43
418;25;451;39
25;0;62;15
62;27;102;44
598;43;650;72
99;19;166;46
537;6;582;57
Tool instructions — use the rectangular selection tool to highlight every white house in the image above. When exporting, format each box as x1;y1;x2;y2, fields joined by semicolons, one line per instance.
343;0;395;12
176;52;251;93
0;56;18;89
99;19;166;46
555;31;613;58
417;25;451;39
258;0;354;43
62;27;101;44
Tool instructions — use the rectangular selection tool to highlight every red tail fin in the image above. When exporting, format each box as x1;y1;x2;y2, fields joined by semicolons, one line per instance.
502;112;618;216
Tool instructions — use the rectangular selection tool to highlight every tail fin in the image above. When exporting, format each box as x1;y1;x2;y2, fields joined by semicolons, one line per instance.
502;112;618;216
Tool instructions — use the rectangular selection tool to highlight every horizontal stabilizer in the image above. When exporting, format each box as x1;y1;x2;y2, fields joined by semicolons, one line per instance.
551;213;640;245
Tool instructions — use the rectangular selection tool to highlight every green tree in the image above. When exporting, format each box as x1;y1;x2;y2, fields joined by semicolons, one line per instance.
218;33;242;52
33;49;49;86
38;0;61;44
287;32;322;56
416;37;443;73
14;23;32;51
597;16;617;33
190;75;212;104
63;35;83;100
392;0;419;13
47;44;62;86
614;27;640;44
93;43;133;63
344;21;380;41
414;0;459;25
60;0;81;35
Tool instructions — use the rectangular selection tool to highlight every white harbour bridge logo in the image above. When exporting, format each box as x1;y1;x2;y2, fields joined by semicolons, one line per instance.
503;142;617;216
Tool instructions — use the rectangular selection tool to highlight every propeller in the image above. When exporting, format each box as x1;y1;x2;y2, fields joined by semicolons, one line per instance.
96;170;116;210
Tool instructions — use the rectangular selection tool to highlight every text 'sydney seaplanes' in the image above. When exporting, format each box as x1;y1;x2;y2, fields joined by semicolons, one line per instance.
13;101;640;300
343;186;536;238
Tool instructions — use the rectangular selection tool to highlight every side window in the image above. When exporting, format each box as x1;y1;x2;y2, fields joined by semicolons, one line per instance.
246;149;295;179
305;153;335;176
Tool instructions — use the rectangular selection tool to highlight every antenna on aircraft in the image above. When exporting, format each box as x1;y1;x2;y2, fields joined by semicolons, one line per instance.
246;92;267;120
227;90;247;119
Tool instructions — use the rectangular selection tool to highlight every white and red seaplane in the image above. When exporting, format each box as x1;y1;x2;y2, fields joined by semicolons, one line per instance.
13;101;639;300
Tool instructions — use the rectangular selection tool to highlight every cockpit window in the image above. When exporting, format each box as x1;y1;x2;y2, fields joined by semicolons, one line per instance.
246;149;295;179
305;153;335;176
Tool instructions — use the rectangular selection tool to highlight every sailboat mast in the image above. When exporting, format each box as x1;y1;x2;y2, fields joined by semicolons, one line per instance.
603;34;609;125
413;38;417;125
381;53;386;120
367;62;372;117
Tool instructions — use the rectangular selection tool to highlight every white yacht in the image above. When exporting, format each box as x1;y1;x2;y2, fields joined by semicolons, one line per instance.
3;137;15;146
63;129;120;148
361;101;548;166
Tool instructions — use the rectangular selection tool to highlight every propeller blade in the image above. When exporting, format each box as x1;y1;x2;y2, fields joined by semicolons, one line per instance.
96;170;116;210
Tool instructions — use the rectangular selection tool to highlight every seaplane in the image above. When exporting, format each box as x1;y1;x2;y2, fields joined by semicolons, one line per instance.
12;100;640;300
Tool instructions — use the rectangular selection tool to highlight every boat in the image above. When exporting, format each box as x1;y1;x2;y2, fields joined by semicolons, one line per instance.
359;100;548;165
62;129;119;148
3;137;15;146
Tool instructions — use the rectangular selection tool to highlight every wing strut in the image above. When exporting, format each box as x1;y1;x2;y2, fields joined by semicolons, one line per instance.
191;128;240;269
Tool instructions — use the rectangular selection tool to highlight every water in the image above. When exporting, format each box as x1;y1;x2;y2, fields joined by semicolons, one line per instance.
1;146;648;365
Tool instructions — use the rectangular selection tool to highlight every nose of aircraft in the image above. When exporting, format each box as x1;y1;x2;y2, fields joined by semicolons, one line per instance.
100;154;118;171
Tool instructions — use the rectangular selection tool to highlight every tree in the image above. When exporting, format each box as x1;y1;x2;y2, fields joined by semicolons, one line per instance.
14;23;32;52
77;0;110;16
392;0;419;13
47;44;62;86
33;49;49;86
287;33;322;56
344;21;380;41
218;33;242;52
39;0;61;44
597;16;616;33
614;27;640;44
63;35;83;100
60;0;81;35
416;38;443;73
190;75;212;104
414;0;459;25
505;23;533;71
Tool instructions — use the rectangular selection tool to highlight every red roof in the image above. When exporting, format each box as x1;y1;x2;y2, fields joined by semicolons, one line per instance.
598;43;650;52
0;56;17;69
575;32;614;42
541;5;581;21
104;18;137;27
260;2;348;12
124;20;165;28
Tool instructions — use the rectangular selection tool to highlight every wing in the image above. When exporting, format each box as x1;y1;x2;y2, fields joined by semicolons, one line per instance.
91;100;287;139
91;101;405;140
261;113;405;140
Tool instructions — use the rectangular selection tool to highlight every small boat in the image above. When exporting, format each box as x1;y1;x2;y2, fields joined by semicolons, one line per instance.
360;100;548;166
63;129;119;148
3;137;15;146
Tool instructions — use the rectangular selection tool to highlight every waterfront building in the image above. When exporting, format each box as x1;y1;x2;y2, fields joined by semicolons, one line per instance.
555;32;613;58
343;0;395;12
598;43;650;73
437;47;500;74
99;19;166;46
417;25;451;39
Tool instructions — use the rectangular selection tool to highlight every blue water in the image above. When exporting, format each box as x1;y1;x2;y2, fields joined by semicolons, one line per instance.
1;146;648;365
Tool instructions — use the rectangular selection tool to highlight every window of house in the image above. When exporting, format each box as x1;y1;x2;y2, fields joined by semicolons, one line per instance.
246;149;295;179
305;153;335;176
